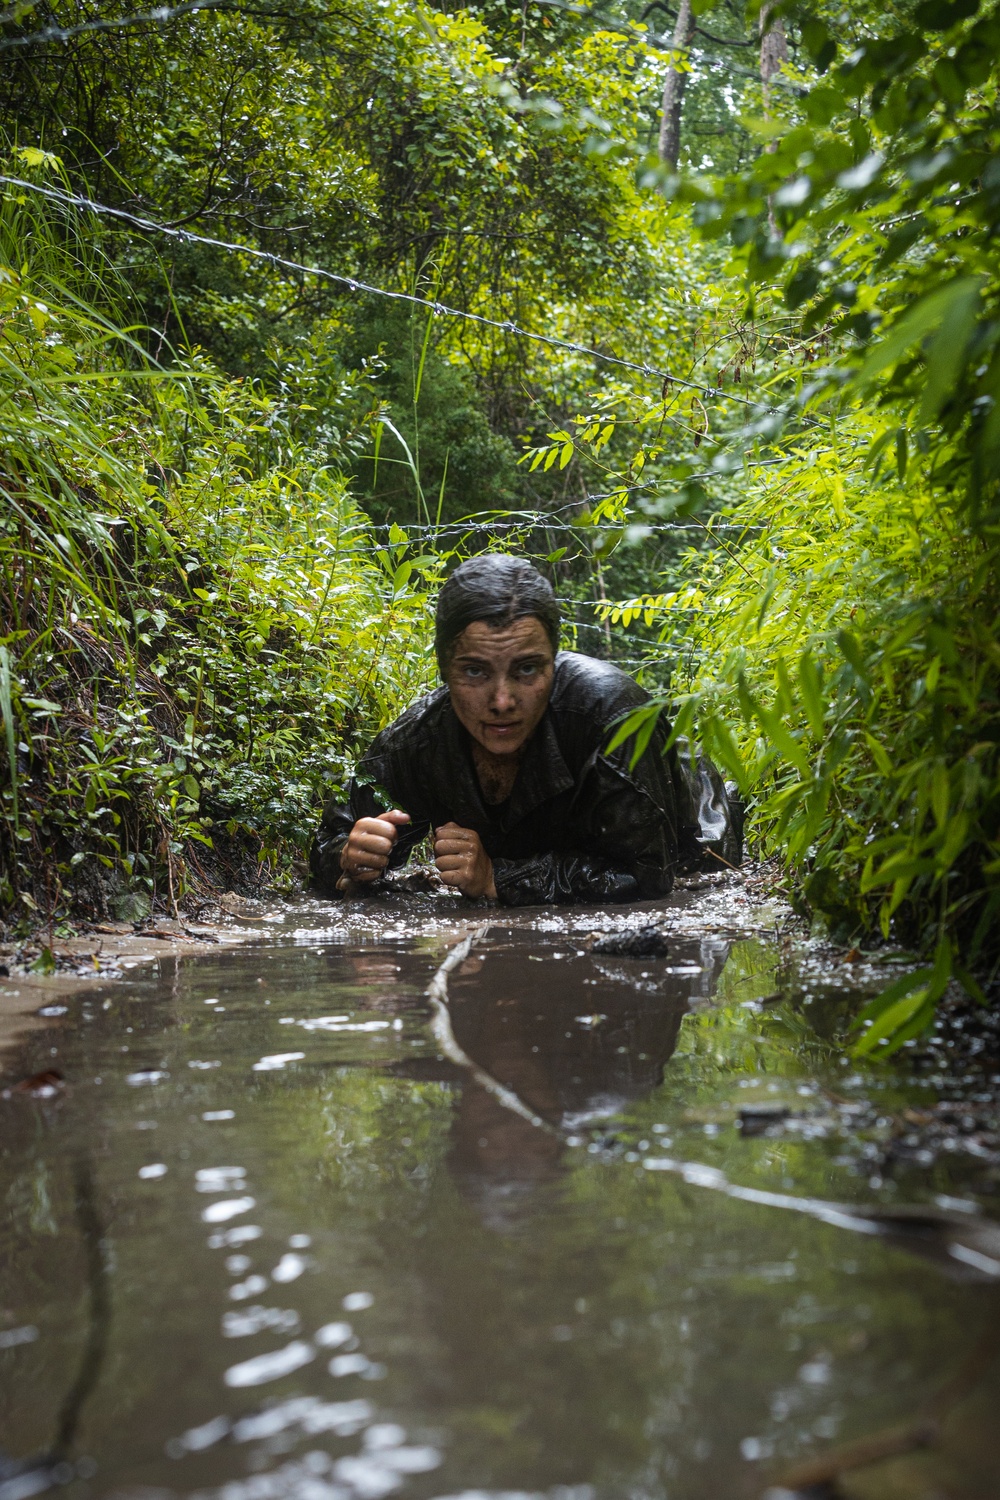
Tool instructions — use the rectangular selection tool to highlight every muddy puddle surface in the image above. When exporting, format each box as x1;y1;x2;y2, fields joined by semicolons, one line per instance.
2;883;999;1500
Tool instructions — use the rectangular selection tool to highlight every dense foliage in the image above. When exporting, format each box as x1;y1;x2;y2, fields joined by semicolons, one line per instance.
0;184;445;920
1;0;997;1047
592;0;1000;1048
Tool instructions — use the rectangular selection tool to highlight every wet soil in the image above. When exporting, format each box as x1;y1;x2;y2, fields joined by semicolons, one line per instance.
0;896;284;1052
0;872;997;1500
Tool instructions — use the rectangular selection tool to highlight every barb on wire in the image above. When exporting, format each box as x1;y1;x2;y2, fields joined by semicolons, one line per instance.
0;0;231;50
0;175;787;416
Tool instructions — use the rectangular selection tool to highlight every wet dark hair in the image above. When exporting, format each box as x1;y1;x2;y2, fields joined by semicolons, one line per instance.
435;555;560;675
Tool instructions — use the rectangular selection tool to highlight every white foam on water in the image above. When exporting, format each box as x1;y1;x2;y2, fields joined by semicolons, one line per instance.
315;1322;352;1349
207;1224;262;1247
329;1353;371;1377
230;1275;269;1301
272;1253;306;1283
230;1396;373;1443
196;1166;246;1193
223;1306;300;1338
0;1326;38;1350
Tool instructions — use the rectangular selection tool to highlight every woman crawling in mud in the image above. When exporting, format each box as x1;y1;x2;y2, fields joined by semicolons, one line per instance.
310;555;742;906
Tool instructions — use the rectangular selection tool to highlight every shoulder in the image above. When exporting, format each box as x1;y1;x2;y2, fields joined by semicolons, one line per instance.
360;685;449;770
549;651;648;724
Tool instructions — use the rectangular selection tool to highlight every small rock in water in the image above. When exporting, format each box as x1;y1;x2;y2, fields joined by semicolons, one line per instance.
591;926;670;958
219;892;266;917
7;1069;66;1100
738;1105;791;1136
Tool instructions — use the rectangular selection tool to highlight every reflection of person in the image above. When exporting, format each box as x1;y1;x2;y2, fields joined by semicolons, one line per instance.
311;555;741;906
441;944;691;1227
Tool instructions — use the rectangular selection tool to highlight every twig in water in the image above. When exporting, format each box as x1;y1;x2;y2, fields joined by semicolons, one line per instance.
765;1304;1000;1495
425;924;563;1138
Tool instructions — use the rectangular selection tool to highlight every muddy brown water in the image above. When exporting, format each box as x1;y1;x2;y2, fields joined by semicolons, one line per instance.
1;888;998;1500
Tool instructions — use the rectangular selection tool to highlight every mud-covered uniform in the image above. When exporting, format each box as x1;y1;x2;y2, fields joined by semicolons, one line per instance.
310;651;742;906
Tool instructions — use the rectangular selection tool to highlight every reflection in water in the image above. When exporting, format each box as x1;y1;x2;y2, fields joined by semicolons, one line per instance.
0;908;997;1500
443;944;696;1226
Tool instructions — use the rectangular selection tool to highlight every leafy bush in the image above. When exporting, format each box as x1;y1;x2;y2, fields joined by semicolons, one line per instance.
607;421;997;1045
0;174;441;925
594;0;1000;1051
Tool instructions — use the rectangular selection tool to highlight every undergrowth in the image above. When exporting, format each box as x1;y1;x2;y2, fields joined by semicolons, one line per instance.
605;424;999;1051
0;183;442;930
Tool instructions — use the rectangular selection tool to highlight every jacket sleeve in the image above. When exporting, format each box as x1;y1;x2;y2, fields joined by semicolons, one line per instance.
671;737;744;872
491;851;643;906
308;780;431;895
492;737;679;907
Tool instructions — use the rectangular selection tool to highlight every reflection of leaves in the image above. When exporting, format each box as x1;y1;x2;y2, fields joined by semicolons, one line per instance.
711;939;781;1009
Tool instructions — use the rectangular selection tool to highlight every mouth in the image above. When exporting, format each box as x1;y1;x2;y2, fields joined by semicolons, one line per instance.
483;722;522;739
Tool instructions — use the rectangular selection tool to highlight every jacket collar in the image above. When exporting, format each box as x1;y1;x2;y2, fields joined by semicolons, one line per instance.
438;694;574;828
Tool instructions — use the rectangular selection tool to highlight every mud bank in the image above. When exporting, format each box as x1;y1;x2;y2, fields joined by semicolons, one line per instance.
0;893;284;1053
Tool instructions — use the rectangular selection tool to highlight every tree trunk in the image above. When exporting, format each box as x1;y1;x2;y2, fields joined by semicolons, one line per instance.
657;0;695;168
759;3;788;109
759;3;788;232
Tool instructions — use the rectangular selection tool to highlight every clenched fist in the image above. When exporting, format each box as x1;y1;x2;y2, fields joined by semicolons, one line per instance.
339;809;411;884
434;822;497;900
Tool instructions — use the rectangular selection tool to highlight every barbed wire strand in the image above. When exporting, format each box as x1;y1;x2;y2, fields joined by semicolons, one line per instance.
0;175;792;417
0;0;233;50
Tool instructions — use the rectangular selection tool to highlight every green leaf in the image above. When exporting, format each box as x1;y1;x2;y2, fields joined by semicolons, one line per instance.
852;966;933;1029
801;17;837;71
918;281;981;423
757;706;812;780
836;629;868;680
30;946;57;976
914;0;980;30
797;651;825;738
856;278;983;392
803;87;844;126
703;716;746;788
605;704;661;757
954;965;987;1006
853;987;930;1054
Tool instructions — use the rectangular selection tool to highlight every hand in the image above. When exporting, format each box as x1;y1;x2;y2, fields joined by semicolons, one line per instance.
433;822;497;900
339;809;410;884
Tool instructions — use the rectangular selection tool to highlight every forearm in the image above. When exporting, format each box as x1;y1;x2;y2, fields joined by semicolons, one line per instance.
309;783;428;894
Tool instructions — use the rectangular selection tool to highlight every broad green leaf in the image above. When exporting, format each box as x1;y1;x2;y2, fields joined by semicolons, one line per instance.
853;986;930;1054
856;279;983;391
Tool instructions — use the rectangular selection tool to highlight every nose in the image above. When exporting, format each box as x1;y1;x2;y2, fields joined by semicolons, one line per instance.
489;678;517;714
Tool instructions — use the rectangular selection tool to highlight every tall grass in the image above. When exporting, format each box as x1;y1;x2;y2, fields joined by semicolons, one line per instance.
605;412;999;1052
0;175;442;926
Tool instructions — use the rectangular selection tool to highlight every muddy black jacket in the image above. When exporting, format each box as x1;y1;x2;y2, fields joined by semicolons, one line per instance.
310;651;741;907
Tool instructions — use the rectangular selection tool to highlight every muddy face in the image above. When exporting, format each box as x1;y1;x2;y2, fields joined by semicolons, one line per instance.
445;616;555;759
